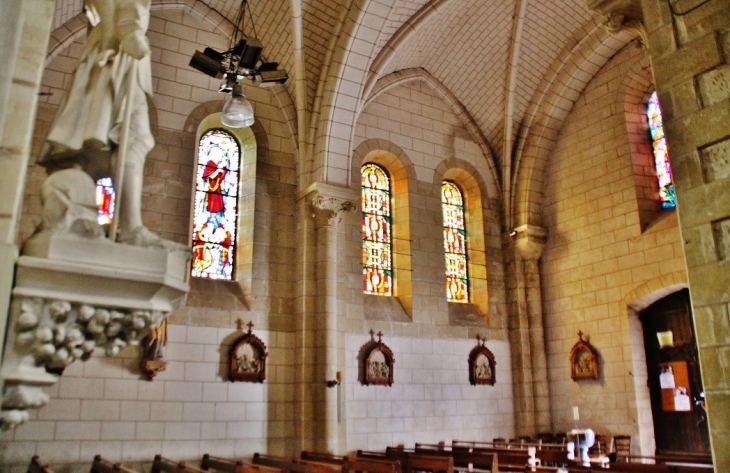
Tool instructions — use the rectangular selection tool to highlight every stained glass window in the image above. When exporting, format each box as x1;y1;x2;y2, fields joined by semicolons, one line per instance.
442;181;468;302
647;91;676;209
362;163;392;296
96;177;115;225
191;129;241;280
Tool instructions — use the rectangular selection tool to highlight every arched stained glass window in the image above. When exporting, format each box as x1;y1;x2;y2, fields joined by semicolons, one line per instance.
442;181;468;302
647;91;676;209
96;177;115;225
362;163;392;296
191;129;241;280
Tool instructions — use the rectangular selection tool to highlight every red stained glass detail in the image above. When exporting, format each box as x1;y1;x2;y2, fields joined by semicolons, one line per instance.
192;129;241;280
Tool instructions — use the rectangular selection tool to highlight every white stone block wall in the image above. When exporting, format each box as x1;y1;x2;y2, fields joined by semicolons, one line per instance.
0;325;296;471
345;335;514;450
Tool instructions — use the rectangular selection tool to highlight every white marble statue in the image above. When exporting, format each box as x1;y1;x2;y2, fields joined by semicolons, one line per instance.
37;0;183;251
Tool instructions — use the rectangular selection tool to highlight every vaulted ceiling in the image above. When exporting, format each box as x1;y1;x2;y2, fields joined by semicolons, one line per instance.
51;0;610;187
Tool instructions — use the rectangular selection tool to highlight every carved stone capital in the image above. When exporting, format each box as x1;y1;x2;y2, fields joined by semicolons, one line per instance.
303;182;358;228
512;224;548;261
311;195;357;227
585;0;647;45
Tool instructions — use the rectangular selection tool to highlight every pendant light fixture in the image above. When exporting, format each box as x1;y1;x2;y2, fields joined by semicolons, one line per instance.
220;83;254;128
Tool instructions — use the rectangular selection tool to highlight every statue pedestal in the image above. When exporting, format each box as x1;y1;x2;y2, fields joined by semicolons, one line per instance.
1;234;189;429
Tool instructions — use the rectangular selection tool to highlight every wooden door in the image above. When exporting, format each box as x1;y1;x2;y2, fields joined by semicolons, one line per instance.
640;289;710;455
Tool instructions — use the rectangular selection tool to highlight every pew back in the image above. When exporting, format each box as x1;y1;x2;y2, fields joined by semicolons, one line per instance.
342;457;400;473
90;455;138;473
300;452;345;465
151;455;207;473
200;454;245;472
27;456;53;473
253;454;294;472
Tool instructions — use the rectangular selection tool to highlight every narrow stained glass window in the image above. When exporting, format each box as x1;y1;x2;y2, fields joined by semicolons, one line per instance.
647;91;676;209
96;177;115;225
442;181;468;302
191;129;241;280
362;163;392;296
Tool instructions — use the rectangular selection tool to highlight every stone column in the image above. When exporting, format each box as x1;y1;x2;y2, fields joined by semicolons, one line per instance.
510;224;550;435
0;0;56;371
588;0;730;467
306;184;356;453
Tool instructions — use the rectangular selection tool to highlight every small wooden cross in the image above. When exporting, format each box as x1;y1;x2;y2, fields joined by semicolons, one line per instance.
247;321;254;333
578;330;584;342
377;331;383;342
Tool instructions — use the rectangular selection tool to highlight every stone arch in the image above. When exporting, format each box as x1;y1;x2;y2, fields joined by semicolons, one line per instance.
433;158;493;319
511;24;638;231
350;139;416;190
353;139;415;318
365;68;500;199
620;271;689;455
184;102;264;310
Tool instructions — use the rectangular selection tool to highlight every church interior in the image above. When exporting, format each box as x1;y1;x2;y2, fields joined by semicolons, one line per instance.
0;0;729;471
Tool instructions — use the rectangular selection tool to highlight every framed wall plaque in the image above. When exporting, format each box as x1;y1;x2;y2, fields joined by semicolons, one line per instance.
570;331;599;381
362;331;394;386
468;335;496;386
229;321;268;383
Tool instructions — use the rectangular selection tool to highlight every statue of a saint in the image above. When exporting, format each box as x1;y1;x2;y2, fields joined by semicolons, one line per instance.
37;0;184;251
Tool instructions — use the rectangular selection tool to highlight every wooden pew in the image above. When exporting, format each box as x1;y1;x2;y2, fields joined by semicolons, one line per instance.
151;455;207;473
252;453;294;472
90;455;139;473
413;444;528;472
402;454;453;473
27;456;53;473
292;459;343;473
342;457;400;473
398;446;494;471
300;452;345;466
201;454;245;472
241;465;286;473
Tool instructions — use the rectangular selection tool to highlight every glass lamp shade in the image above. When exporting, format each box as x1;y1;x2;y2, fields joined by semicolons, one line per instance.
220;84;254;128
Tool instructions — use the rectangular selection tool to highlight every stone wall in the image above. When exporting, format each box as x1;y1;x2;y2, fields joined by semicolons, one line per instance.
541;42;687;454
640;0;730;468
345;334;514;449
0;324;295;472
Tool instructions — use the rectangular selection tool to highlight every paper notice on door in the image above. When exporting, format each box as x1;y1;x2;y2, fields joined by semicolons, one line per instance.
659;367;675;388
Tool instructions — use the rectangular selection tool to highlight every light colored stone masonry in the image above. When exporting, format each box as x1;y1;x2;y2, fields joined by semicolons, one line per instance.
542;43;687;453
345;334;514;450
0;325;296;472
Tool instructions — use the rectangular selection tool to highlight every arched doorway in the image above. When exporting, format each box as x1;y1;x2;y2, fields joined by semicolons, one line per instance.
640;289;710;455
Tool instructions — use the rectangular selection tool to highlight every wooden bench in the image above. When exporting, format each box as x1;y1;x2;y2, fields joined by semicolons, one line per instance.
402;454;453;473
292;459;343;473
90;455;139;473
253;453;294;472
151;455;207;473
201;454;246;473
300;452;345;466
27;456;53;473
413;444;528;472
342;457;400;473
